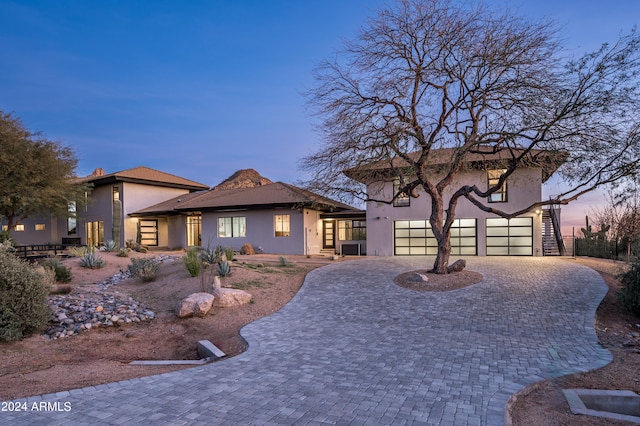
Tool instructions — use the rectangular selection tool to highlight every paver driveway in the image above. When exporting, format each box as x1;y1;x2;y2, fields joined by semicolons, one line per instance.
4;257;611;425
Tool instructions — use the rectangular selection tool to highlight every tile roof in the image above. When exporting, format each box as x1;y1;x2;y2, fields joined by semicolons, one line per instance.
82;166;210;190
131;182;358;215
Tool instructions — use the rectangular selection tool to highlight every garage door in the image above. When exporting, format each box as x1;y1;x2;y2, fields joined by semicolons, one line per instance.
394;219;477;256
486;217;533;255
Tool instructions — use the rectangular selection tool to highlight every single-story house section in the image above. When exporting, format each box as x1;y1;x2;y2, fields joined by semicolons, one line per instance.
131;180;366;256
345;148;567;257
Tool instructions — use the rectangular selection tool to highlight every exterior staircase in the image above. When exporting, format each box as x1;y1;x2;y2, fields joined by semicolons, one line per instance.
542;208;566;256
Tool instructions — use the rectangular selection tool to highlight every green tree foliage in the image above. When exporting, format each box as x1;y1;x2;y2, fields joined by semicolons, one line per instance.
0;111;90;231
0;244;51;341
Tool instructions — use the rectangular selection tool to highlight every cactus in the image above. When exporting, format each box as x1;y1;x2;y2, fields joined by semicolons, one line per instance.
112;199;122;247
136;220;142;245
218;260;231;277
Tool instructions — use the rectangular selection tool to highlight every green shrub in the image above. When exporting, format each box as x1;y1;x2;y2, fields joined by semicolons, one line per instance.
0;243;51;341
619;259;640;316
183;247;200;277
79;251;105;269
42;258;73;283
116;248;130;257
0;230;16;246
224;247;235;261
128;257;161;282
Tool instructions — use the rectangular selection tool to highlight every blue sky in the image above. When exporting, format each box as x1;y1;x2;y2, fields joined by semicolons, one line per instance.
1;0;638;232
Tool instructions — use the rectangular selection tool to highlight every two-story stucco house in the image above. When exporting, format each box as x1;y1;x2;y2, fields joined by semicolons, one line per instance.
346;148;566;257
75;167;211;248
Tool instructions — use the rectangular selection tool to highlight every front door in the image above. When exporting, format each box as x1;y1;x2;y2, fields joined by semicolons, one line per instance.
139;219;158;247
323;220;335;249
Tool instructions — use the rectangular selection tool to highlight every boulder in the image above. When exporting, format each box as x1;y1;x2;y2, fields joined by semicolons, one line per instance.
408;272;429;282
213;288;252;308
177;293;215;318
447;259;466;273
241;243;255;255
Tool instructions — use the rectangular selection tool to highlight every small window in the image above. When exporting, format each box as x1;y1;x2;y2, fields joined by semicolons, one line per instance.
35;224;46;231
15;224;25;231
393;179;410;207
274;215;290;237
113;186;120;202
2;225;8;231
488;169;508;203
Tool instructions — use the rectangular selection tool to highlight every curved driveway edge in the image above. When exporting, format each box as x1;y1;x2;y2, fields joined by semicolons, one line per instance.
3;257;611;425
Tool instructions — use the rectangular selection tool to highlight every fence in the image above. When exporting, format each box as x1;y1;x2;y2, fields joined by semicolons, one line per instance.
574;237;639;260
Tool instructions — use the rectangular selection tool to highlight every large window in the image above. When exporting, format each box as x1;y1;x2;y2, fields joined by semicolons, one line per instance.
488;169;508;203
486;217;533;255
338;220;367;241
218;217;246;238
274;214;290;237
394;219;477;255
393;178;411;207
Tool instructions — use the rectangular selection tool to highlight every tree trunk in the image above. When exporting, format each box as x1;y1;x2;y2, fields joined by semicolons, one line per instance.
432;239;452;274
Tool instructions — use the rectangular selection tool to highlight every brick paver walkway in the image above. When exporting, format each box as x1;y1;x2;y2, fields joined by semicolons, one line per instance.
3;257;611;425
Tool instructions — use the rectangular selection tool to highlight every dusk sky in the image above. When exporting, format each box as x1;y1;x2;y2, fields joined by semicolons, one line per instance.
1;0;638;234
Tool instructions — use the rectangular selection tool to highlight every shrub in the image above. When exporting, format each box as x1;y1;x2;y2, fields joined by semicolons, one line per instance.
0;243;51;341
618;259;640;316
42;258;73;283
116;248;130;257
224;247;235;262
79;251;105;269
128;257;161;282
0;230;16;246
183;247;200;277
67;246;88;257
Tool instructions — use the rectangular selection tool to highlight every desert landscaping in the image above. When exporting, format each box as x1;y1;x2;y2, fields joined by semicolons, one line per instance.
0;252;639;425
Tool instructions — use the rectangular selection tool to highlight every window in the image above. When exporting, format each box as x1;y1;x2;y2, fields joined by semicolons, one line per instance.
1;225;7;231
15;224;25;231
488;169;507;203
338;220;367;240
274;215;290;237
393;178;410;207
68;201;77;235
35;224;46;231
218;217;246;238
113;186;120;201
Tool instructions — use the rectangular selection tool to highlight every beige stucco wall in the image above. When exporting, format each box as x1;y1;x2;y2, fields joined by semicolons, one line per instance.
365;168;543;256
121;183;191;246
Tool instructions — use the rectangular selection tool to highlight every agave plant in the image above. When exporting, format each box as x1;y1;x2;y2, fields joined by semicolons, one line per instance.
79;251;105;269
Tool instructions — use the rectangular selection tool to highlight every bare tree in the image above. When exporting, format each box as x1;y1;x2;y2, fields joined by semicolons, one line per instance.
301;0;640;273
